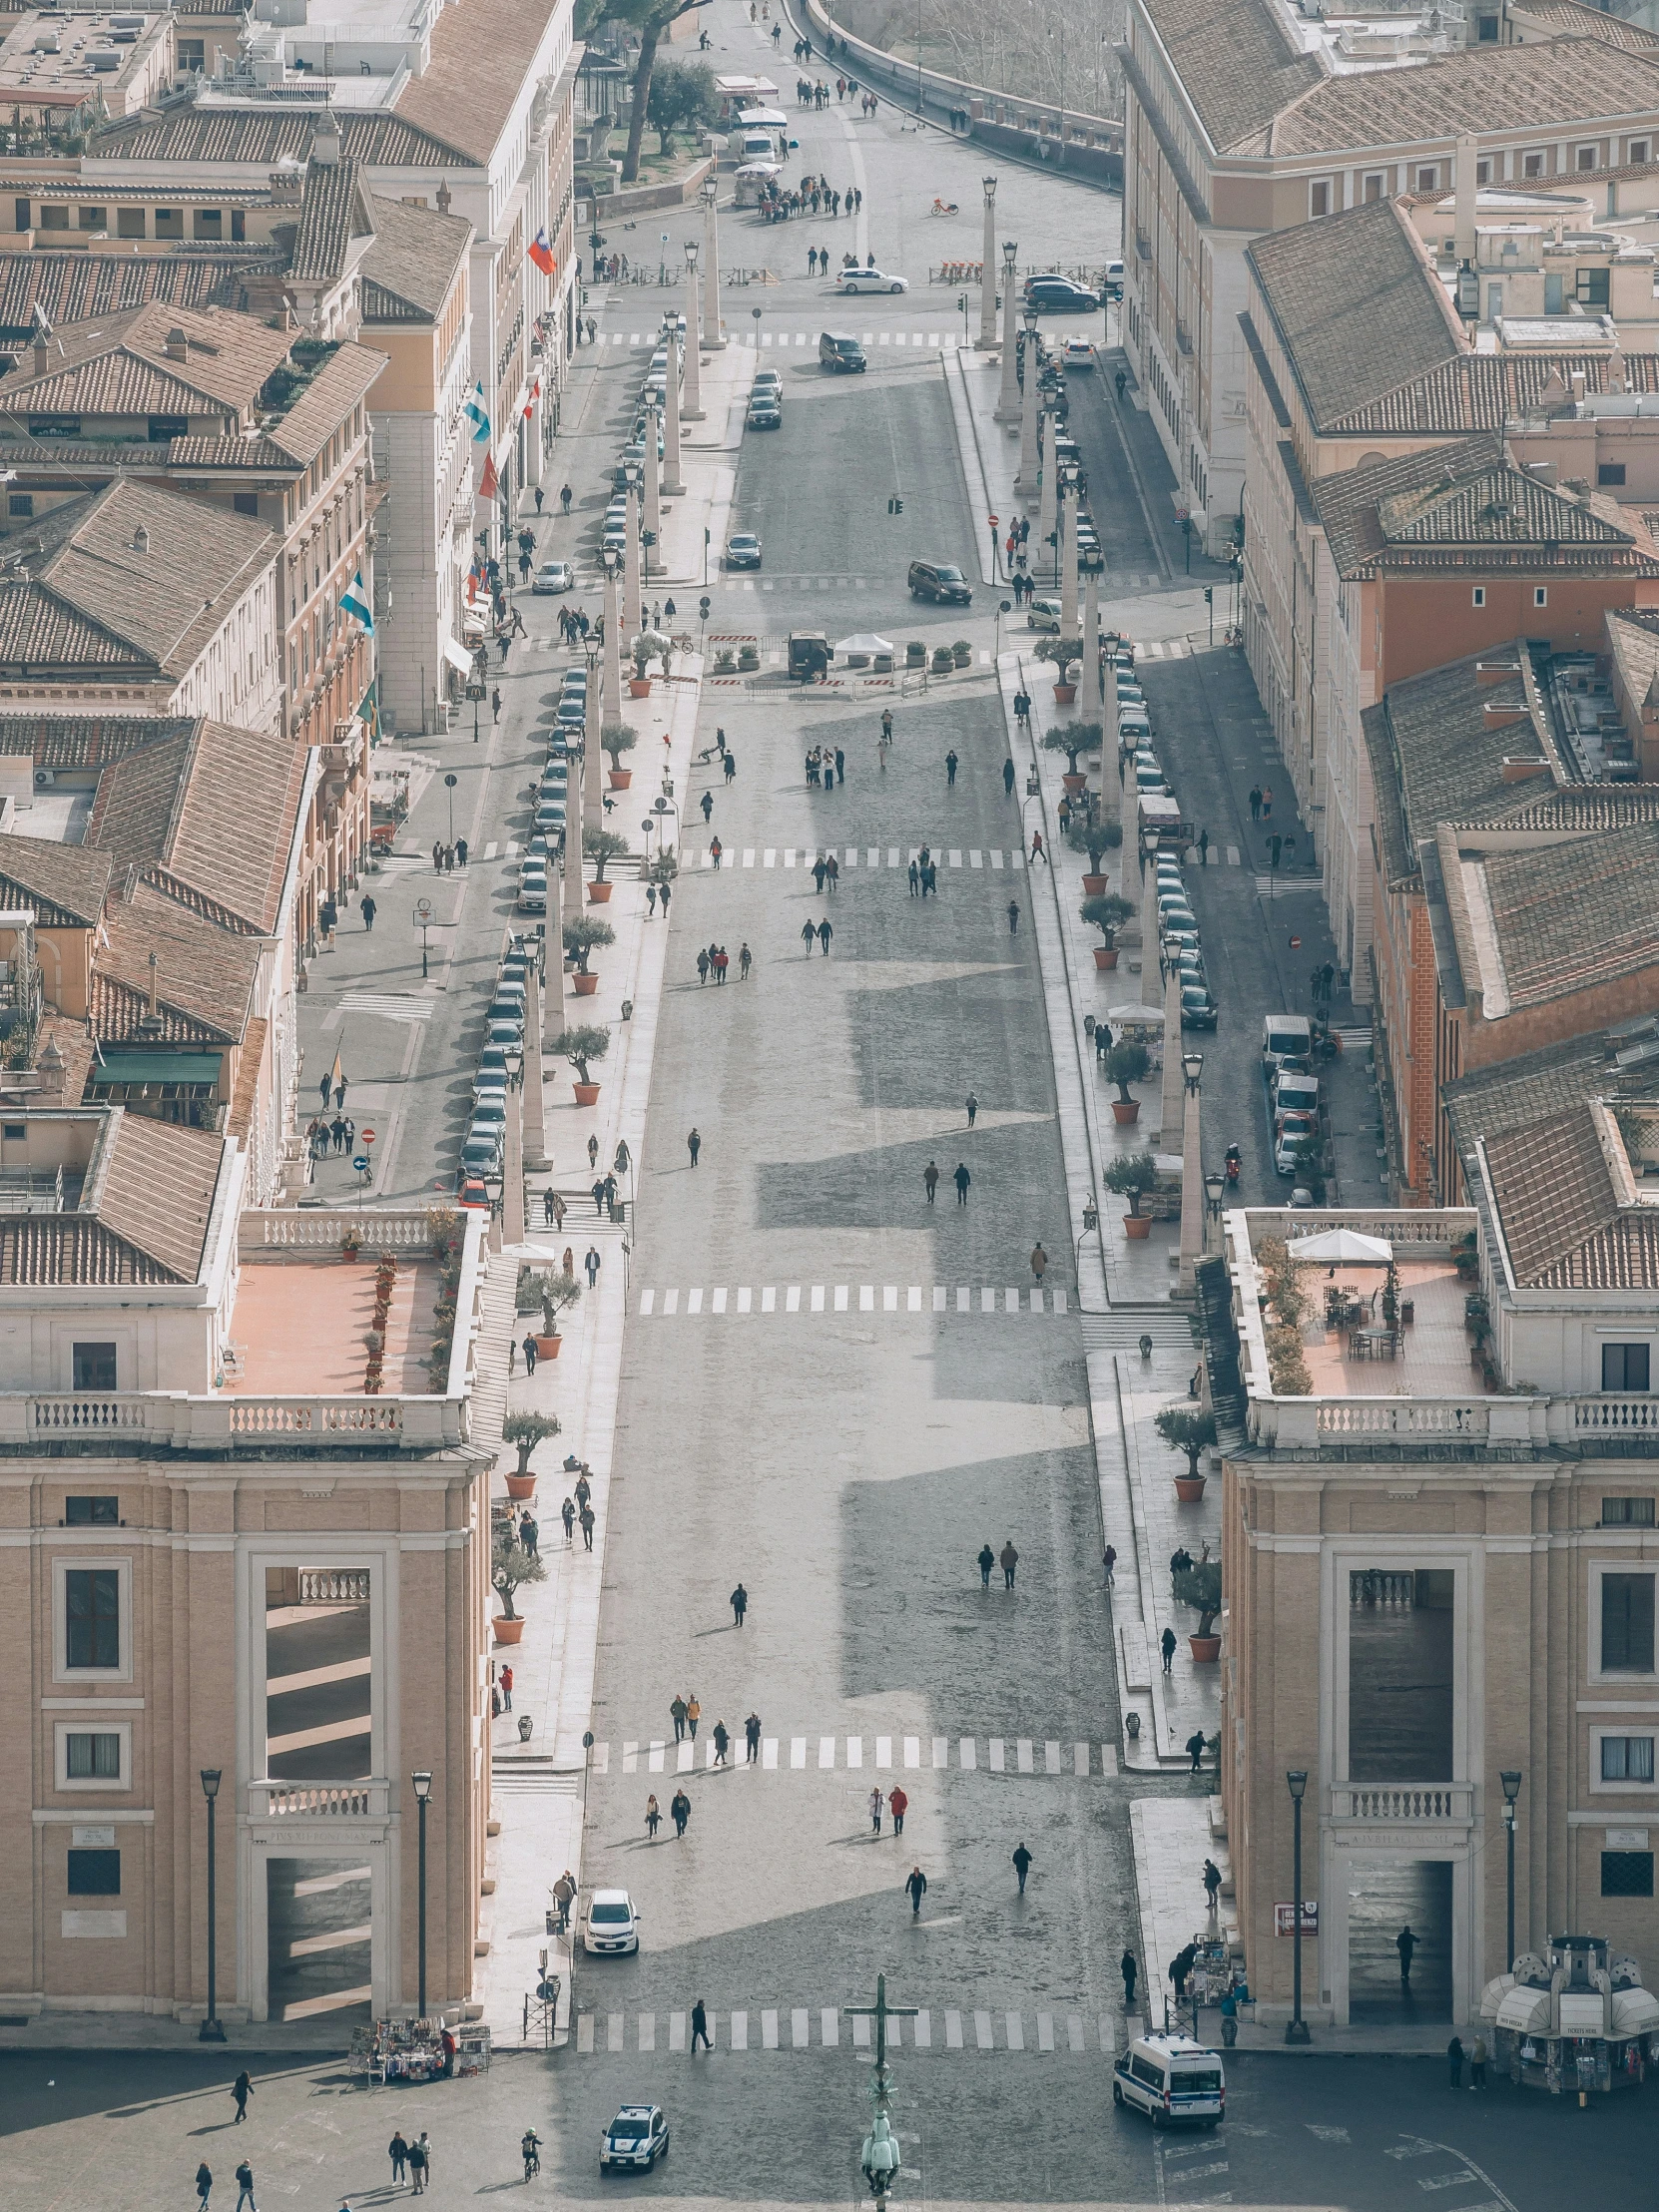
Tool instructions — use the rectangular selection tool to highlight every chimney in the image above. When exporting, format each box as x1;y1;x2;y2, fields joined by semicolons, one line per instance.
37;1035;63;1096
1500;755;1550;780
1475;658;1521;686
1454;132;1478;265
131;524;148;554
311;103;340;168
31;337;47;375
146;949;158;1020
164;325;188;362
1572;369;1587;405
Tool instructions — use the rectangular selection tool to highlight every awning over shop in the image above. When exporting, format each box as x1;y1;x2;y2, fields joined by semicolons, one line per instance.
90;1051;222;1087
441;638;474;678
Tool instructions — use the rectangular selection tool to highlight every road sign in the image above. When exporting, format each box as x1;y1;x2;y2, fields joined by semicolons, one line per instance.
988;512;999;527
352;1156;368;1172
444;772;458;789
416;897;433;919
360;1129;376;1144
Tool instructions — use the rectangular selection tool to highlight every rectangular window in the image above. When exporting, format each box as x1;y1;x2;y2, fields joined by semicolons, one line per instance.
1476;159;1491;185
232;209;246;243
1310;180;1331;219
1415;166;1438;193
1599;462;1628;487
1633;141;1652;167
1601;1735;1655;1782
1534;586;1549;608
1363;173;1384;204
233;491;260;516
77;206;105;233
154;208;181;238
1578;267;1611;308
116;208;145;239
177;35;205;68
1603;1343;1650;1391
64;1569;120;1670
13;198;27;233
72;1343;116;1390
1476;11;1498;35
1472;586;1486;607
39;206;69;232
1602;1850;1655;1897
1578;146;1599;172
146;415;188;444
1602;1572;1656;1673
1603;1495;1656;1526
192;210;223;240
7;493;32;519
66;1848;121;1896
65;1731;122;1779
64;1496;118;1526
1523;151;1544;178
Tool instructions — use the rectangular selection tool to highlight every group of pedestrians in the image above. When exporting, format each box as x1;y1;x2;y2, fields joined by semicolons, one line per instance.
696;942;745;984
921;1158;974;1206
811;853;839;893
806;743;845;787
977;1539;1019;1589
800;916;833;954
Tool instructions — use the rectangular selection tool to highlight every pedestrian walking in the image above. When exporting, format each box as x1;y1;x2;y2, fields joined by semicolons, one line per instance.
1007;899;1020;936
1396;1924;1416;1985
579;1502;595;1549
645;1793;661;1838
966;1091;978;1127
818;917;832;954
1219;1987;1239;2045
1012;1843;1033;1896
905;1865;927;1915
869;1786;884;1836
647;883;658;918
803;917;818;953
923;1159;939;1205
687;1127;702;1166
359;893;376;930
1202;1858;1222;1911
723;750;737;785
492;686;502;723
691;1997;711;2051
519;1513;539;1558
233;2071;253;2123
1160;1625;1177;1673
880;707;893;745
712;1719;730;1765
697;946;710;984
907;858;920;896
1446;2034;1464;2089
1003;758;1016;797
584;1244;601;1289
745;1711;762;1762
739;941;753;978
1121;1950;1138;2007
826;854;838;893
1198;828;1210;864
1029;829;1046;863
1186;1728;1207;1774
197;2165;215;2212
700;789;714;824
1030;1242;1048;1285
671;1788;692;1838
234;2162;256;2212
1170;1945;1195;1999
389;2132;410;2187
671;1695;688;1743
522;1333;539;1376
977;1542;994;1588
499;1662;514;1711
1469;2033;1488;2088
1000;1539;1018;1589
888;1784;908;1835
561;1496;576;1544
954;1161;971;1205
945;749;959;786
710;836;724;872
1261;786;1274;820
731;1581;749;1626
1103;1543;1117;1587
814;855;829;892
413;2135;431;2194
1248;786;1262;822
588;1133;601;1173
686;1695;701;1739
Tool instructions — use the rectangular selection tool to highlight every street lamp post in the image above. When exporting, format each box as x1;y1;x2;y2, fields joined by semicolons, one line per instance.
1204;1169;1225;1254
995;239;1022;419
1286;1770;1312;2042
1059;461;1079;633
199;1768;226;2041
682;242;705;419
1178;1050;1204;1291
701;178;725;349
643;404;663;574
412;1770;433;2018
1037;427;1057;584
623;479;643;636
1500;1769;1523;1970
977;177;998;347
662;331;684;494
1017;306;1041;494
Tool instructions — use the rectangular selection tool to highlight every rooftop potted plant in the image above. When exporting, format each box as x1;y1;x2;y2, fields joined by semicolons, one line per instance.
492;1529;546;1643
1081;892;1134;971
339;1225;361;1262
1103;1148;1158;1239
601;721;637;790
502;1410;561;1499
1045;718;1101;795
563;915;615;997
930;644;954;675
951;637;972;668
737;640;760;671
550;1023;610;1106
583;826;629;903
1172;1554;1223;1662
1155;1404;1218;1502
714;645;736;673
1104;1038;1151;1125
906;640;925;668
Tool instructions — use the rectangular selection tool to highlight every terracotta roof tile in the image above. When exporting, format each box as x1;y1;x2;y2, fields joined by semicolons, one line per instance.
88;104;474;170
361;193;471;324
0;254;260;342
0;833;113;925
96;877;260;1044
96;1109;223;1282
1139;0;1324;156
394;0;562;163
1483;1105;1623;1284
1479;821;1659;1008
289;156;376;285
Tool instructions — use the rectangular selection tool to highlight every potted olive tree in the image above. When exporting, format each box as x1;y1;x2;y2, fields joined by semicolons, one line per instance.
492;1528;546;1644
1103;1149;1158;1239
583;827;630;903
1036;633;1082;704
563;915;615;997
1173;1554;1223;1662
533;1266;582;1358
502;1410;561;1500
1045;719;1101;795
601;722;637;789
1104;1038;1151;1124
1154;1405;1218;1502
550;1023;610;1105
1081;892;1134;971
629;635;656;698
1071;815;1122;895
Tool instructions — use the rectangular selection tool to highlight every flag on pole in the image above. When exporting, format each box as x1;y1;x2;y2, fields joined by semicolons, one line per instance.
528;227;556;276
463;379;490;442
467;551;483;603
479;450;499;502
522;375;541;421
338;569;373;635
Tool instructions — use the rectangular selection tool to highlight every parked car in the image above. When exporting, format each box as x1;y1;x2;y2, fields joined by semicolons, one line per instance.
1181;988;1219;1031
746;396;783;429
840;267;908;294
532;560;573;595
1027;596;1064;632
1063;336;1095;368
583;1889;642;1956
1112;2032;1225;2129
600;2105;669;2173
1025;274;1101;313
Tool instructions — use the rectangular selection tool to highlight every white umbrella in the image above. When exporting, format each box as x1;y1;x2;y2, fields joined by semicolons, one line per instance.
1285;1227;1393;1264
738;107;789;126
833;632;894;657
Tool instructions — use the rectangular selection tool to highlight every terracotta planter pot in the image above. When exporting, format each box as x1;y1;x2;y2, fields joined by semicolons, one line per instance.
340;1248;361;1263
492;1616;526;1645
1081;872;1107;896
504;1471;538;1500
572;971;600;995
1174;1474;1207;1503
628;676;653;698
534;1335;562;1360
1188;1633;1222;1663
1063;771;1087;795
608;768;633;789
587;881;614;903
1111;1098;1141;1124
572;1081;600;1106
1123;1214;1152;1240
1053;682;1077;705
1093;946;1119;970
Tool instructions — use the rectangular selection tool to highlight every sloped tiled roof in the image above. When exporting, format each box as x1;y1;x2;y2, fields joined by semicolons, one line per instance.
1139;0;1325;156
394;0;562;164
1506;0;1659;48
1444;1029;1614;1147
256;341;383;468
1482;1105;1627;1285
96;1109;223;1282
0;302;288;423
361;193;471;325
0;253;261;341
1327;349;1659;436
1364;653;1543;885
0;834;113;926
289;155;376;284
1478;821;1659;1009
88;104;475;170
95;877;260;1045
0;589;151;672
1248;200;1463;435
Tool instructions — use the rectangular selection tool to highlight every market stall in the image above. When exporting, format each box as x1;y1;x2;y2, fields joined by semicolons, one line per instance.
349;2016;492;2085
1480;1935;1659;2096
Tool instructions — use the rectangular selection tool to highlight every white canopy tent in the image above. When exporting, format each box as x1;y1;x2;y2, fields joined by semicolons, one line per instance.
1285;1228;1394;1264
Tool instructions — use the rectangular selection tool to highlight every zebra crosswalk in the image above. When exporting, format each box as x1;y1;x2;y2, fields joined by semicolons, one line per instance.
605;329;953;351
683;844;1028;871
574;2003;1121;2056
636;1284;1071;1318
593;1735;1119;1777
335;992;436;1022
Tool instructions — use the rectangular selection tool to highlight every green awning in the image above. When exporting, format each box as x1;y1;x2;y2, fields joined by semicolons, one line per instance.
90;1052;222;1086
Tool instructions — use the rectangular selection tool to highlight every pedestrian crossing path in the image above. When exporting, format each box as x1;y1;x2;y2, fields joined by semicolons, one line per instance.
1133;637;1193;659
335;991;437;1023
594;1735;1119;1777
636;1284;1073;1317
682;844;1029;871
573;2003;1122;2057
605;329;952;350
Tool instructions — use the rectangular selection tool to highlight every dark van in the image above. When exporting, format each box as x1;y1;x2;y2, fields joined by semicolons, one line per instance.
820;330;865;372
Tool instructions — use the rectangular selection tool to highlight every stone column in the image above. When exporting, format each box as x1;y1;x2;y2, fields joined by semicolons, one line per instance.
1017;332;1040;494
663;352;684;495
977;176;998;347
523;966;550;1170
643;408;662;579
1081;569;1102;723
603;558;624;728
548;866;568;1035
623;483;643;637
504;1069;525;1245
1141;855;1161;1012
995;245;1021;419
683;269;705;419
1179;1069;1204;1294
584;650;603;840
1101;660;1120;829
1160;960;1184;1142
1060;479;1079;634
702;186;725;348
1036;427;1056;581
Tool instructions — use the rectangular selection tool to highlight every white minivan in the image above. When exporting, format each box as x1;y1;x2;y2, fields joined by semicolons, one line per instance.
1112;2032;1225;2128
1262;1012;1312;1072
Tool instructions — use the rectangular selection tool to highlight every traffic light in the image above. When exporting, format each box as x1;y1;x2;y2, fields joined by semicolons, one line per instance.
1203;587;1213;605
957;292;967;313
698;596;711;621
887;495;903;514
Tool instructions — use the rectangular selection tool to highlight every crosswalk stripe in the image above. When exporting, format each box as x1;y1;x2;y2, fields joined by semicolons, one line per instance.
684;844;1027;871
638;1285;1070;1316
337;992;436;1021
946;2009;963;2048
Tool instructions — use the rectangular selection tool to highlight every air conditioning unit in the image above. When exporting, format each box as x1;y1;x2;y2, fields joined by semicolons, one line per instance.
33;769;54;788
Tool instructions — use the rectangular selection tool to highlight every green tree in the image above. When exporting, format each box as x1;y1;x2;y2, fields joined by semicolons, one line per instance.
1172;1557;1223;1641
577;0;710;184
502;1410;561;1475
562;916;615;973
1153;1405;1217;1478
1044;719;1102;777
600;722;637;773
1101;1149;1158;1217
1080;893;1133;948
647;60;718;152
550;1025;610;1086
1103;1039;1151;1104
492;1531;547;1619
583;826;631;882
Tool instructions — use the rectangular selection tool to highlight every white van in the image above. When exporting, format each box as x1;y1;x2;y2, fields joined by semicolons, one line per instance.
1274;1069;1320;1122
1112;2032;1225;2128
1261;1012;1311;1071
733;128;780;162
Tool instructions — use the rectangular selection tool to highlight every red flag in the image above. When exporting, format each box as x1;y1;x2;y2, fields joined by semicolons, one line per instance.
479;450;498;501
522;375;541;421
528;227;556;276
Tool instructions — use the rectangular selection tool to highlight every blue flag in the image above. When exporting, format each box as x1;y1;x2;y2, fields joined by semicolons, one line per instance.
339;569;373;635
463;379;490;443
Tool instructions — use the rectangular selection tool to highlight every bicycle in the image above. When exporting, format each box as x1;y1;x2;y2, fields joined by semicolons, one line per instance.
523;2139;542;2182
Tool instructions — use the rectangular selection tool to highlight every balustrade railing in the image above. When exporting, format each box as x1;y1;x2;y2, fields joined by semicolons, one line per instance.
1330;1784;1472;1823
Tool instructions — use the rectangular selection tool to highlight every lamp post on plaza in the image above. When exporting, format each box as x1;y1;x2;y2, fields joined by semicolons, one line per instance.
701;178;725;349
1286;1769;1312;2043
1059;460;1079;634
643;404;663;573
682;242;705;419
1178;1050;1204;1292
977;177;999;347
623;479;643;637
662;330;684;495
412;1770;432;2018
1204;1169;1226;1255
1017;304;1041;493
199;1768;226;2041
1500;1769;1523;1970
995;240;1022;419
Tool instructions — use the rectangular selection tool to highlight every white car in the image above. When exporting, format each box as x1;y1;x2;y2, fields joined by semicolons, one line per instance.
1027;596;1063;632
724;532;763;571
531;560;572;595
1063;337;1095;368
840;267;908;294
583;1888;641;1955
